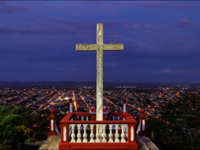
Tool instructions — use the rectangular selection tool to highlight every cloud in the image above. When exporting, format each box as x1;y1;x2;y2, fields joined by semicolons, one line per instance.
0;1;6;5
144;24;165;30
134;24;141;30
0;4;30;13
171;18;194;28
103;20;138;31
156;69;200;74
129;69;200;76
178;18;194;26
95;6;114;13
168;2;195;8
39;2;53;9
115;2;166;8
115;2;195;9
144;20;154;23
0;25;80;35
39;2;114;16
44;17;80;27
156;68;183;74
43;17;130;33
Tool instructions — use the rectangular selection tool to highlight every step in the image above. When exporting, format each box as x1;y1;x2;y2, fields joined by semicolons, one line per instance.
39;135;57;150
39;134;158;150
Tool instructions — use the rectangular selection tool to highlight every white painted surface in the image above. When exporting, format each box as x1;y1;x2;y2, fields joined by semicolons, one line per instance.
90;124;94;142
96;24;103;121
109;124;113;142
83;124;88;142
96;124;100;142
115;124;120;142
76;24;123;122
142;120;145;131
121;124;126;142
77;124;82;142
102;124;107;142
63;126;66;142
68;123;132;143
131;126;134;141
51;120;54;131
71;124;75;142
70;103;72;112
123;104;126;112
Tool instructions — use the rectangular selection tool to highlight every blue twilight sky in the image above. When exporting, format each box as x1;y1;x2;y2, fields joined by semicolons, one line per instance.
0;1;200;83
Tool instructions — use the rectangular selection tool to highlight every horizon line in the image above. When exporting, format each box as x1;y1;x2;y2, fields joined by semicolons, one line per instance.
0;80;199;84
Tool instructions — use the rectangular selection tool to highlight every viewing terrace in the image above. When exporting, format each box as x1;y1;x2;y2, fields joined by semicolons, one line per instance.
39;101;158;150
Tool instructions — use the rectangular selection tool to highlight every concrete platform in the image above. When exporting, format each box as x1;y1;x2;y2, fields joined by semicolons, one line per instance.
39;134;158;150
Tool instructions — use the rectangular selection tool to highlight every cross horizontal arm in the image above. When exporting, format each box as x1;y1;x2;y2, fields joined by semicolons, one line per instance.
76;44;97;51
103;44;124;51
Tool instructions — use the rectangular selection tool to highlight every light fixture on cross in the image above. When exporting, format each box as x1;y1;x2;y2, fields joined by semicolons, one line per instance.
76;23;124;121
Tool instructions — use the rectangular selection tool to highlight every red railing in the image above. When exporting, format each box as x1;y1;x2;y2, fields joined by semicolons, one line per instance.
59;112;138;150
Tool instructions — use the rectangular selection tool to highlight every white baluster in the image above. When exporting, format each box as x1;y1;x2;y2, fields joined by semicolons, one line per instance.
115;124;120;142
77;124;82;142
63;126;66;142
99;124;103;141
86;116;88;121
90;124;94;142
108;124;113;142
131;126;134;142
121;124;126;142
96;124;100;142
71;124;75;142
83;124;88;142
102;124;107;142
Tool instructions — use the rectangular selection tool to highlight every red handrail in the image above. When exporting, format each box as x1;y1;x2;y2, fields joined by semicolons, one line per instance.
60;112;137;124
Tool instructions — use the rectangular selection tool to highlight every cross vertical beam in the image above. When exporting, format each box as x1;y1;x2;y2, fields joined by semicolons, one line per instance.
96;24;103;121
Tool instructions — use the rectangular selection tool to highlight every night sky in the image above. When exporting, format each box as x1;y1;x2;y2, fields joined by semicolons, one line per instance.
0;1;200;83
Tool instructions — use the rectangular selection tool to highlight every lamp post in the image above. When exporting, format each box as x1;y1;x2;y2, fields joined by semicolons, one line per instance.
69;98;73;113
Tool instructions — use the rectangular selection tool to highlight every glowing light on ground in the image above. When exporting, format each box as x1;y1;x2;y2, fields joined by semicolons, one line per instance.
104;97;118;108
72;92;78;111
80;96;91;111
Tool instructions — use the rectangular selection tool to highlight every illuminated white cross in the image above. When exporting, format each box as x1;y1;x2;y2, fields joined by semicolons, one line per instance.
76;23;124;121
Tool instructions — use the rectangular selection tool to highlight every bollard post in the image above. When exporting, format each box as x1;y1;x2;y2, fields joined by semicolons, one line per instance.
123;99;126;112
48;108;57;136
138;109;148;136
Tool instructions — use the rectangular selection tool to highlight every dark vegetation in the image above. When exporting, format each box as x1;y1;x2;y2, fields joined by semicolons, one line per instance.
146;95;200;150
0;104;65;150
